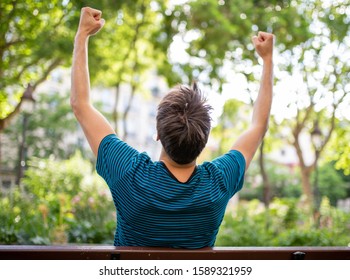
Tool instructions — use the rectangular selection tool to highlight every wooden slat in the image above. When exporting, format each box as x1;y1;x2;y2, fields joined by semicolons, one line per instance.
0;245;116;260
0;246;349;260
116;247;350;260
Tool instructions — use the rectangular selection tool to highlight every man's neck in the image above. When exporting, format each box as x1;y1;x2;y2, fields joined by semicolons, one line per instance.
159;149;196;168
159;149;196;183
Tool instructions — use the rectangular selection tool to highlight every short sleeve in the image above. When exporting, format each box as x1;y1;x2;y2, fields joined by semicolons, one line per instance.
96;134;139;186
211;150;246;197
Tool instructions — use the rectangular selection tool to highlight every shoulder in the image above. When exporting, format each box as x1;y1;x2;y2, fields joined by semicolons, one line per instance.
97;134;126;151
97;134;139;158
200;150;246;195
202;150;246;170
96;134;143;185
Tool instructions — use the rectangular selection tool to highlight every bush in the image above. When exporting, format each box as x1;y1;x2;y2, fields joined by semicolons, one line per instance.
241;161;302;201
0;152;115;245
314;163;349;206
215;198;350;246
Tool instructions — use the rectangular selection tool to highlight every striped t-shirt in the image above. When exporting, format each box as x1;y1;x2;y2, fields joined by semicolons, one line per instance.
96;134;245;248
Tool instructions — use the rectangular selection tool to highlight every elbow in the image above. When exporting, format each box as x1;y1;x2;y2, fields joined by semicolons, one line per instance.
70;96;79;116
253;120;269;135
253;122;269;141
70;94;88;119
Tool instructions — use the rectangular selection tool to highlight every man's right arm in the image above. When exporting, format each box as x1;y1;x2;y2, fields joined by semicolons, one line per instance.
231;32;274;170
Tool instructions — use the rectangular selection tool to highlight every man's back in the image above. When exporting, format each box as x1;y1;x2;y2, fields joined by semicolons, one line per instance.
97;134;245;248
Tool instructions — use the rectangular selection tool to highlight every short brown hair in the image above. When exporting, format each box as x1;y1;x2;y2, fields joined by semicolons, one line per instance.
156;82;212;164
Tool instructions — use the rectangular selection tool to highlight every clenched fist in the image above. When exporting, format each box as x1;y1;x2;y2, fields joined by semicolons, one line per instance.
252;32;275;62
76;7;105;37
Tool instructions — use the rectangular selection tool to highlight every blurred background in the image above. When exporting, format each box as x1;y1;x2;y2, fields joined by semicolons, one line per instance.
0;0;349;246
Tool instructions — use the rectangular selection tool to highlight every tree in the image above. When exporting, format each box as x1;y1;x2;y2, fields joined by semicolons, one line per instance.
166;0;312;208
167;0;350;209
0;0;84;169
276;0;350;208
0;0;80;130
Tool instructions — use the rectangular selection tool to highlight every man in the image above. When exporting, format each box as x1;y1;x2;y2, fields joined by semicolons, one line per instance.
71;7;274;248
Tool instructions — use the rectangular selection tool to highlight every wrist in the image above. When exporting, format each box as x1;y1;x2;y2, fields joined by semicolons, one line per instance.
262;56;273;65
74;32;89;44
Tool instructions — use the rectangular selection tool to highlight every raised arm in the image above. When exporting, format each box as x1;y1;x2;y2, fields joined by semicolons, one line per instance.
231;31;274;170
71;7;115;156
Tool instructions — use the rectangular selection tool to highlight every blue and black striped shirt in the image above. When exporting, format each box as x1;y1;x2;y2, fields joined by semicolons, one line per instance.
96;134;245;248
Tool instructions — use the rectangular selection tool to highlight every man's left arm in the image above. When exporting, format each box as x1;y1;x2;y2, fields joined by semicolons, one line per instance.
231;32;274;170
71;7;115;156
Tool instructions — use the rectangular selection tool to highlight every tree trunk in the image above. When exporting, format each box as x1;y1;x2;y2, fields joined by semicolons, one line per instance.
259;140;272;208
113;83;120;134
292;125;314;208
16;114;29;185
0;132;2;176
122;84;136;141
300;166;314;207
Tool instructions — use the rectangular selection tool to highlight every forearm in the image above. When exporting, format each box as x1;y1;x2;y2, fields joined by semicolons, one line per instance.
251;59;273;132
71;34;91;111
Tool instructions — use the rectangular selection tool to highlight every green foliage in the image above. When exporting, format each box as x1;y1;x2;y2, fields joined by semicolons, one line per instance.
314;163;349;206
0;152;115;244
315;0;350;42
242;160;348;207
216;200;271;246
168;0;311;84
3;90;81;168
211;99;250;156
0;0;78;120
241;161;302;201
326;124;350;176
216;198;350;246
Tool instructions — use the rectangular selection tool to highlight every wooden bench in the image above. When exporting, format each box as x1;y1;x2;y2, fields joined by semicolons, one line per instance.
0;245;349;260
